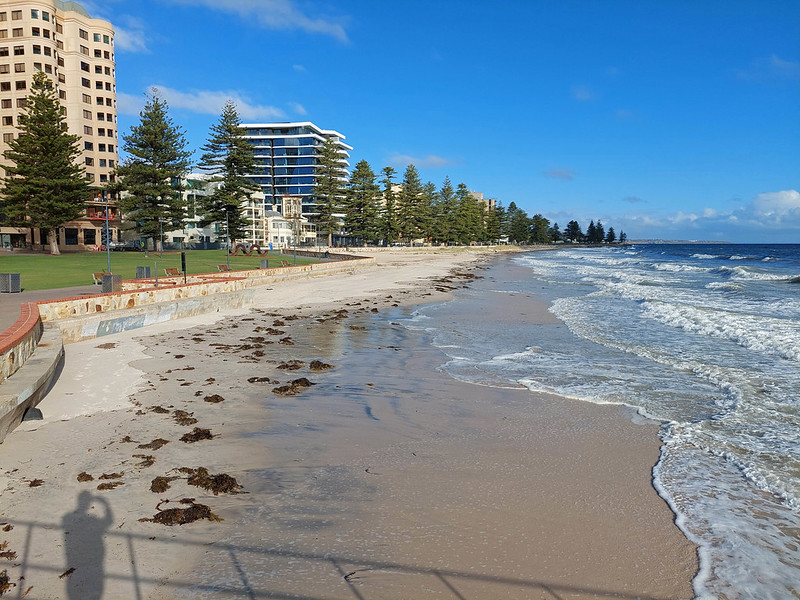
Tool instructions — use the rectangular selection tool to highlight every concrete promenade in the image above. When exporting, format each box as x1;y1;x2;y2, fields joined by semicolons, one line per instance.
0;285;100;332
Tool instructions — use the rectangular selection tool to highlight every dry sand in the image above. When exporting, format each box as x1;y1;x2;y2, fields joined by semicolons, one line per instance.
0;248;698;599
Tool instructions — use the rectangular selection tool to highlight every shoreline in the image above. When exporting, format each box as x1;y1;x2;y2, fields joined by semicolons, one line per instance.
0;248;697;599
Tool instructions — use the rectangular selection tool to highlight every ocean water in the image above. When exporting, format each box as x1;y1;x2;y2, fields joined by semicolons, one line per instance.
400;244;800;599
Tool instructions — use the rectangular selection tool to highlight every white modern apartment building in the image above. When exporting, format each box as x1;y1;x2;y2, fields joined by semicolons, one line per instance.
241;121;351;221
0;0;118;251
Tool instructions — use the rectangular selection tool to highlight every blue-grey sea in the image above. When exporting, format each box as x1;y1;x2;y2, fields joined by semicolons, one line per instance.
400;244;800;599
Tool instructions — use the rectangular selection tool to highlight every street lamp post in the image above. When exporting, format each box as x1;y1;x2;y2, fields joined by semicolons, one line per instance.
225;210;230;269
159;218;164;258
103;191;111;273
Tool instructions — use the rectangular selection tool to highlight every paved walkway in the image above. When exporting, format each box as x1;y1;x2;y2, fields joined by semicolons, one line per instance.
0;285;100;332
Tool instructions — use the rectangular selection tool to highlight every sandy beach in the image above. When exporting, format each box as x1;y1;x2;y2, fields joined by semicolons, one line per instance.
0;248;698;599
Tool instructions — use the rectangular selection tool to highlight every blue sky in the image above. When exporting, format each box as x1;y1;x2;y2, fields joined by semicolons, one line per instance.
87;0;798;242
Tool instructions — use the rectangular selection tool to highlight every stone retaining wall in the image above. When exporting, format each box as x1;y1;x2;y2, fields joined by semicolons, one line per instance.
0;256;375;442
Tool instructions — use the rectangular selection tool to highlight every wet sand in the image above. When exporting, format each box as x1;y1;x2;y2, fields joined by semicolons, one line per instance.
0;249;697;599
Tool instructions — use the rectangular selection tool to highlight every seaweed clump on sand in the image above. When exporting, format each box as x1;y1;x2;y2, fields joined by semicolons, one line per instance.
309;360;333;371
0;569;14;594
277;360;304;371
203;394;225;403
173;410;197;426
150;476;179;493
137;438;170;450
140;499;221;526
183;467;242;495
272;378;314;396
77;472;94;482
180;428;214;443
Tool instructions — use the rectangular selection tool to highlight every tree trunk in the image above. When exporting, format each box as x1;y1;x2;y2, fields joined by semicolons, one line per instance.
48;228;60;255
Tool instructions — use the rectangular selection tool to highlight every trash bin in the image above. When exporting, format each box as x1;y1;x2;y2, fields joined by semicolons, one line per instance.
260;259;269;269
136;266;151;279
0;273;21;293
102;273;122;293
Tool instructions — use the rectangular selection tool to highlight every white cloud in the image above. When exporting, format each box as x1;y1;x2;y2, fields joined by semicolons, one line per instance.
623;195;645;204
292;64;307;72
288;102;307;115
542;168;576;181
389;154;454;169
165;0;349;42
571;85;595;102
749;189;800;223
736;55;800;83
117;87;285;120
113;16;150;53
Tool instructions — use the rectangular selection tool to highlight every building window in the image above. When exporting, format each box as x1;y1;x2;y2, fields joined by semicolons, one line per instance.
13;63;23;72
31;9;39;19
1;99;10;108
84;141;93;150
94;65;101;74
84;126;92;135
105;98;111;106
44;64;51;73
104;82;111;91
11;11;22;21
106;113;113;121
42;11;49;22
32;27;40;36
65;228;78;245
0;47;7;56
80;61;89;72
79;29;88;40
12;28;22;38
0;13;5;22
13;45;22;55
15;80;25;90
98;128;105;136
104;51;110;59
15;97;25;107
84;229;96;245
97;112;104;121
95;81;102;89
33;62;41;71
80;45;88;55
108;159;114;167
32;44;41;54
104;66;110;75
56;40;63;50
82;93;91;103
57;73;64;83
42;29;49;38
56;23;62;34
95;96;103;105
58;90;65;100
99;159;106;167
98;144;106;152
2;116;12;126
81;77;90;88
83;109;91;118
0;64;8;74
108;144;114;152
0;30;7;39
93;49;101;58
43;46;50;56
85;157;94;166
99;174;107;182
104;35;110;44
2;133;13;143
57;56;63;66
93;33;100;42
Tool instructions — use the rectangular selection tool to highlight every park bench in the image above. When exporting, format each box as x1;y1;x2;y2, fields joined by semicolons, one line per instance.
281;260;290;267
217;264;231;272
164;267;181;277
91;272;106;285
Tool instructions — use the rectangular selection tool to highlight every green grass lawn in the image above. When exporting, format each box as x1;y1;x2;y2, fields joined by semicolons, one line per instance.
0;249;318;291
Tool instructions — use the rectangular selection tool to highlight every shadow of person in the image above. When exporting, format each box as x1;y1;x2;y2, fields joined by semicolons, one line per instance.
61;490;113;600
